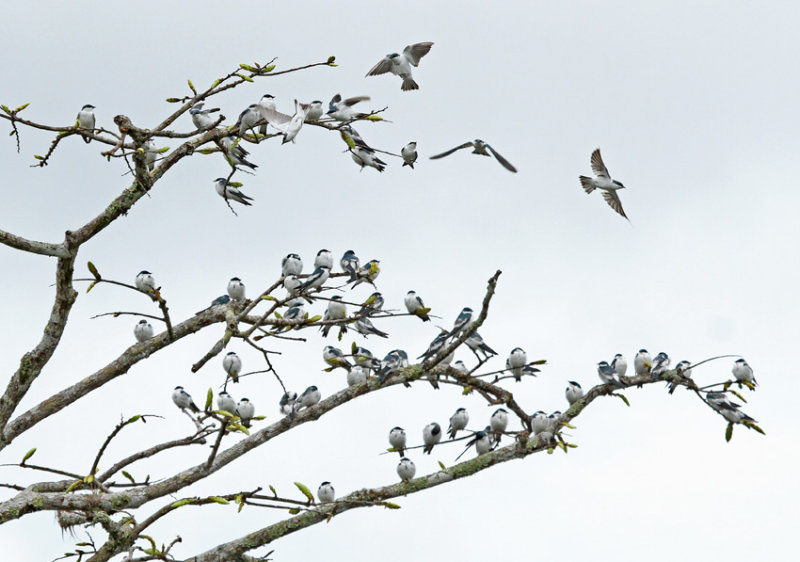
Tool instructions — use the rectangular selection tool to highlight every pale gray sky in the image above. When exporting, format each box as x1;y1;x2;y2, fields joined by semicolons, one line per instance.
1;1;797;560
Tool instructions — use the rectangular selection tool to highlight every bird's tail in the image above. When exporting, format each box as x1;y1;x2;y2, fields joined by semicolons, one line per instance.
402;161;415;169
579;176;596;194
82;134;91;144
401;78;419;91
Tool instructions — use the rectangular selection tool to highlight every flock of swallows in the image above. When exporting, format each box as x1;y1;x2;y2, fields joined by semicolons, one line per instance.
74;41;630;220
131;243;757;502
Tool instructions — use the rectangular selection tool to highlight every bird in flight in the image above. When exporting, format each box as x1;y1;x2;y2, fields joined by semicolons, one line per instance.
579;148;629;220
429;139;517;173
365;42;434;91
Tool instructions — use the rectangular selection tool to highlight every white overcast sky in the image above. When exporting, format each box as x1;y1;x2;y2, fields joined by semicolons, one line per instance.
1;1;798;560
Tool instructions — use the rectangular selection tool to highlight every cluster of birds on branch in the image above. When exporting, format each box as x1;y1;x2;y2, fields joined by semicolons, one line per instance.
76;41;644;219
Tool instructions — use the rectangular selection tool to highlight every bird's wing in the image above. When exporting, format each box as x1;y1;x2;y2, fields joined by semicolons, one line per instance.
366;56;392;76
429;142;474;159
258;107;292;131
328;94;342;112
590;148;610;178
487;145;518;173
343;95;371;107
601;190;629;220
404;42;434;66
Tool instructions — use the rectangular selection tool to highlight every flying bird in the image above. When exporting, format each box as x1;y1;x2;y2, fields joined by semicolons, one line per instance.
327;94;371;121
76;104;96;143
430;139;517;173
213;178;253;207
579;148;629;220
365;42;434;91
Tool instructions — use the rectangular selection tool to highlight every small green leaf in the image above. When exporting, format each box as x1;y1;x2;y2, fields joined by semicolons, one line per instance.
156;146;170;154
341;133;356;149
84;474;94;484
561;421;576;429
215;410;236;419
239;63;257;72
86;281;97;293
211;78;222;88
187;79;196;94
262;295;277;301
125;415;141;424
74;542;92;547
165;98;181;103
274;312;283;319
122;471;135;484
725;423;733;442
87;261;101;280
530;359;547;366
236;74;254;83
327;56;336;65
380;501;401;509
567;443;578;448
208;496;229;505
730;390;747;403
14;103;29;112
308;315;322;323
21;448;36;464
0;105;11;114
289;507;300;514
461;386;473;395
231;423;250;435
253;334;264;342
263;65;276;73
615;393;630;407
205;388;213;411
66;480;82;493
140;535;157;550
437;461;446;470
294;482;314;502
557;441;567;453
197;148;217;154
252;415;266;421
34;154;44;160
743;421;765;435
171;499;195;508
418;307;431;315
365;115;383;121
269;485;277;496
351;341;357;353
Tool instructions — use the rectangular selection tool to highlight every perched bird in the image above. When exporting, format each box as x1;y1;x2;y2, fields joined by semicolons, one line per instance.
634;349;652;376
144;139;157;171
597;361;617;386
216;391;236;415
430;139;517;173
222;351;242;383
422;422;442;454
669;360;693;394
452;360;469;375
235;398;255;427
134;319;154;342
520;364;541;378
506;347;527;380
317;482;335;504
353;346;380;370
189;102;217;130
460;430;492;459
397;457;416;481
448;407;469;439
547;411;562;432
135;270;156;293
195;294;231;315
236;104;262;140
172;386;199;413
611;354;628;377
388;426;407;456
531;411;548;434
357;292;384;317
213;178;253;207
340;250;360;282
466;332;497;359
220;135;257;169
706;392;757;424
321;295;348;338
448;307;473;338
283;274;304;298
227;277;246;301
579;148;628;220
377;349;408;384
418;330;450;362
366;42;434;91
298;265;330;293
347;365;370;387
650;352;671;379
282;253;303;277
404;290;430;321
323;345;352;371
76;104;96;143
351;146;387;172
565;381;584;405
314;249;333;269
354;317;389;338
352;259;381;289
327;94;371;121
297;385;321;410
489;408;509;445
401;142;418;168
279;391;298;416
732;358;757;386
280;301;306;326
301;100;324;122
257;93;277;135
340;124;369;148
